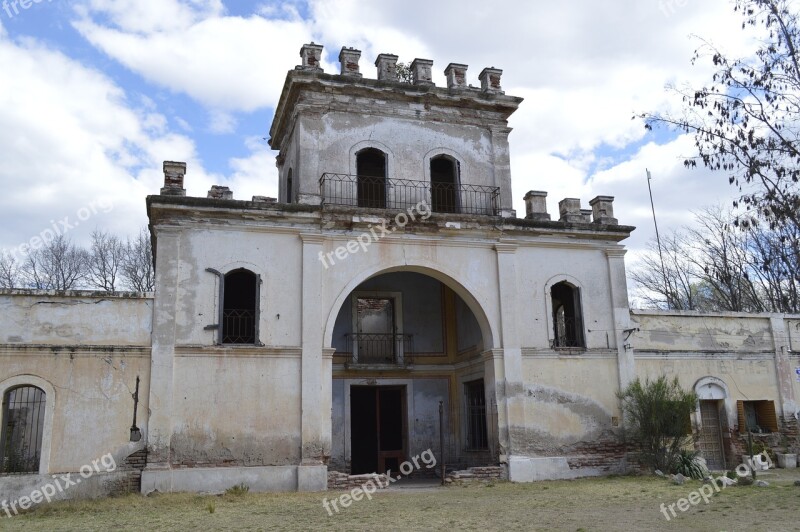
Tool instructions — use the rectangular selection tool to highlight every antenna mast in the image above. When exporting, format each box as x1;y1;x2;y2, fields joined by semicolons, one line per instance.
647;169;670;309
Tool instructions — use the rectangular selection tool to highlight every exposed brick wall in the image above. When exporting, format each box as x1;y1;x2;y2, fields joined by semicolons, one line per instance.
445;465;506;484
109;449;147;495
327;471;391;491
566;437;629;473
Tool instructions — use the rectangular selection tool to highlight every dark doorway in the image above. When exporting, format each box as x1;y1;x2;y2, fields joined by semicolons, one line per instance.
430;156;458;213
350;386;406;474
551;282;584;348
356;148;387;209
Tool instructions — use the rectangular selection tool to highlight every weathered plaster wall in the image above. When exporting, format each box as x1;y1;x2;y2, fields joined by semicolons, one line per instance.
309;112;496;186
514;245;618;351
170;228;303;347
0;290;152;346
631;311;774;353
519;357;621;455
0;291;152;502
170;354;302;467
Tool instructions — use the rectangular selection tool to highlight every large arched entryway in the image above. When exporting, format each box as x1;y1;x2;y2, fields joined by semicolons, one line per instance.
326;270;496;476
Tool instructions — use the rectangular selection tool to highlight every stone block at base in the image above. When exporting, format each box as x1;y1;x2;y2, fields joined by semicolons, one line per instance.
297;464;328;492
508;456;607;482
141;465;314;494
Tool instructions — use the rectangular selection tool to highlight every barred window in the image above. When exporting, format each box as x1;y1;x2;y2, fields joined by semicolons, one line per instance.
1;386;45;475
464;379;488;450
222;269;260;345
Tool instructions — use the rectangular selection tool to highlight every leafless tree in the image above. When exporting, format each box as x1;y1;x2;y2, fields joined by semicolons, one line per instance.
747;220;800;312
22;235;89;290
630;230;707;310
683;207;763;312
0;252;20;289
87;229;125;292
631;206;800;313
120;228;154;292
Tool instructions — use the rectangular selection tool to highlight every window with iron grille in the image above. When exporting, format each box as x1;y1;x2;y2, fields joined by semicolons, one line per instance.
430;155;460;214
356;148;387;209
551;281;585;348
222;269;260;345
1;386;45;475
464;379;488;451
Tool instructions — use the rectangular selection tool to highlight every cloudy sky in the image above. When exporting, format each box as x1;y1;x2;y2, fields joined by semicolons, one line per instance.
0;0;758;271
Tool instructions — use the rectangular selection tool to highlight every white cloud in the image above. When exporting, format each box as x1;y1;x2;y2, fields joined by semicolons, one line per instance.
0;28;276;254
207;109;236;134
0;0;765;264
72;0;315;112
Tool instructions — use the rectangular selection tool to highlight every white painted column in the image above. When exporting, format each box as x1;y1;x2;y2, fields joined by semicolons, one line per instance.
298;233;327;490
489;127;516;217
770;317;797;420
297;116;323;206
494;242;524;459
141;229;181;493
606;249;635;392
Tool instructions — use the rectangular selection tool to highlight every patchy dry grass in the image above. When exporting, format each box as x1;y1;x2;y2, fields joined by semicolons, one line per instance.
3;471;800;531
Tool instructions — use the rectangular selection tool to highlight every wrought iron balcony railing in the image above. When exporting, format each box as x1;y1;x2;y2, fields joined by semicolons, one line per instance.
345;333;414;365
319;173;500;216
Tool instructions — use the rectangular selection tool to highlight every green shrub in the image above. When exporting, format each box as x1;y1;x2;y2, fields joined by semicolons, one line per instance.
617;376;697;472
672;449;709;479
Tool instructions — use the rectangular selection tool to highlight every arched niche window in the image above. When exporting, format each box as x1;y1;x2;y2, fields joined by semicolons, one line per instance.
356;148;387;209
221;269;260;345
1;386;46;475
430;155;459;213
286;168;293;204
551;281;585;348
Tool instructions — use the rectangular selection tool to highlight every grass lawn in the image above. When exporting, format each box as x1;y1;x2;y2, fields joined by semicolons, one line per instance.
3;471;800;531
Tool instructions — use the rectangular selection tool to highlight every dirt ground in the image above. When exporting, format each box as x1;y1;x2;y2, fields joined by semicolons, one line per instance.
2;469;800;531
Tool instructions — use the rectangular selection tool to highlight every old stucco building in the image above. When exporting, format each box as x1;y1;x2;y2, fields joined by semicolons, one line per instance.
1;43;799;500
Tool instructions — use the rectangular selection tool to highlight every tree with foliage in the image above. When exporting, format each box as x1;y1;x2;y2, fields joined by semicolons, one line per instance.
395;62;413;83
618;376;698;473
641;0;800;229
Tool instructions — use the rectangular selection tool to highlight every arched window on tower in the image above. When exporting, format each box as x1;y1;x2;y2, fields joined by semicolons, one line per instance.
356;148;387;209
1;386;46;475
551;281;585;348
222;269;260;344
430;155;459;213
